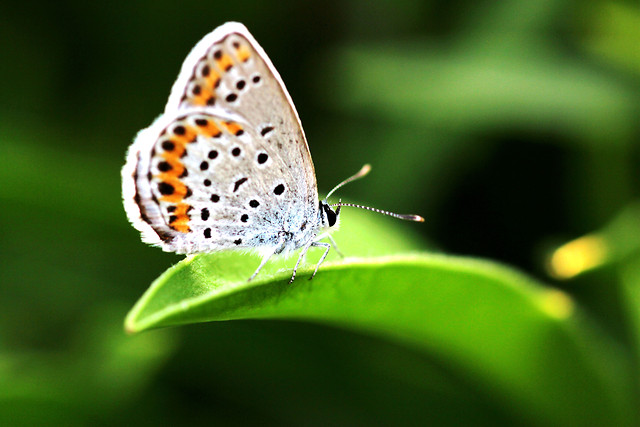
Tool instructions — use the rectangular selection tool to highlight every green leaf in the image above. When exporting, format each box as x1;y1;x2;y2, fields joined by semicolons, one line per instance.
125;211;635;426
125;208;427;332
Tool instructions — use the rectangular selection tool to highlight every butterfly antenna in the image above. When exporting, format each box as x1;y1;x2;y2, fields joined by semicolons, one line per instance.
326;164;372;200
330;202;424;222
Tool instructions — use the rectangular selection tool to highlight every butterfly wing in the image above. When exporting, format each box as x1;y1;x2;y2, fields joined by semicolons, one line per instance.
165;22;317;199
123;23;320;254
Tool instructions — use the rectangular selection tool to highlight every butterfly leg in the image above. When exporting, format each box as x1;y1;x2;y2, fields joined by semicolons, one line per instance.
248;254;273;282
327;234;343;258
248;240;284;282
309;241;331;280
289;239;315;284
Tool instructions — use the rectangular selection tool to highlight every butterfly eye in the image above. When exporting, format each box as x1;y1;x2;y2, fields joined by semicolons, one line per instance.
322;203;337;227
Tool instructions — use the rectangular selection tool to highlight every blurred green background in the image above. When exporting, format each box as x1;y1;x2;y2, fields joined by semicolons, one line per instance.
1;0;639;425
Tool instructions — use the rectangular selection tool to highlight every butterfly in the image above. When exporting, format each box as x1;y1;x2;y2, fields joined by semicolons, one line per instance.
122;22;423;283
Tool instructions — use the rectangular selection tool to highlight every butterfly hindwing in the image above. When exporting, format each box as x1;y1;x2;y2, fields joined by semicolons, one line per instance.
125;107;315;254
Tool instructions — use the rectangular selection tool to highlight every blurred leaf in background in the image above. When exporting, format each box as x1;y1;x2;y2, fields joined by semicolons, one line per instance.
1;0;639;425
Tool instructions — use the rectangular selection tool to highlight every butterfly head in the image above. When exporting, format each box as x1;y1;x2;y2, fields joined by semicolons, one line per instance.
319;200;341;229
321;164;425;229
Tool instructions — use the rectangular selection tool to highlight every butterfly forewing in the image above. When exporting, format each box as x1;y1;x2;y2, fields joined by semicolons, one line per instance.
165;23;317;202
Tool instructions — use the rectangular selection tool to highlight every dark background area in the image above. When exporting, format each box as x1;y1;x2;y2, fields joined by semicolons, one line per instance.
1;0;638;425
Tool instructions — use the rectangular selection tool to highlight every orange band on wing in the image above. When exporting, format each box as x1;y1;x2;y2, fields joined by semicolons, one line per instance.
158;176;189;203
190;88;215;106
172;126;198;145
215;53;234;72
221;121;243;136
206;70;221;90
234;45;251;63
168;202;191;232
160;154;185;177
152;117;242;234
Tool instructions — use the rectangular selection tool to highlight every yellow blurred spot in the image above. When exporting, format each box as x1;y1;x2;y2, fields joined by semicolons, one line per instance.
537;289;574;320
548;235;609;280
